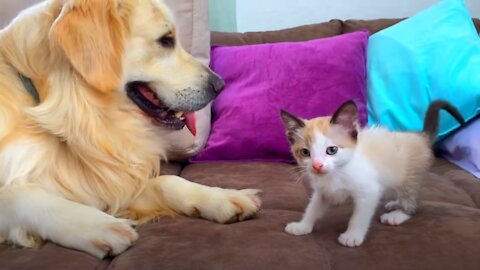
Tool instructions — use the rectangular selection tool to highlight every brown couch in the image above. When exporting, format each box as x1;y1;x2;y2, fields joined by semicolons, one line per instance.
1;18;480;270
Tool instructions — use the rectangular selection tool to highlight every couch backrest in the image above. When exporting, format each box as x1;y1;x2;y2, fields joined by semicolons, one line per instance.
212;18;480;46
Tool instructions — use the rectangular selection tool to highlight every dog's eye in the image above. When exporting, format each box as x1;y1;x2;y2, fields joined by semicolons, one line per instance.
157;34;175;48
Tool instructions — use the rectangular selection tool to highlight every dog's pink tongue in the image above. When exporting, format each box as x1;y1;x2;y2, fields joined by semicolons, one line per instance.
184;112;196;136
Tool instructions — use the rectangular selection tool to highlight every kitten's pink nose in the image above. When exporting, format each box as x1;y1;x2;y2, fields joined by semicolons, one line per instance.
312;161;323;172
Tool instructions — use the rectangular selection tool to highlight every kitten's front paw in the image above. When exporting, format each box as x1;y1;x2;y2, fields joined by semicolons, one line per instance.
285;222;312;236
338;231;365;247
380;210;411;226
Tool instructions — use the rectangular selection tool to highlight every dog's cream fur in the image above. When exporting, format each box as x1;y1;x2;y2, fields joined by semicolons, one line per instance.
0;0;260;258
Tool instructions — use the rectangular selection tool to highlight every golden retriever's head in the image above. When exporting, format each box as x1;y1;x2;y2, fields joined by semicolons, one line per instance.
50;0;224;134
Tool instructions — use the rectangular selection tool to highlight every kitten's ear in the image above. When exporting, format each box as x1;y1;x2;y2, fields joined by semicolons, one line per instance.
330;100;359;139
280;110;305;143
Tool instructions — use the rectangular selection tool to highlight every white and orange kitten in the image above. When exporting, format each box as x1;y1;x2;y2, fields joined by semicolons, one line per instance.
280;100;464;247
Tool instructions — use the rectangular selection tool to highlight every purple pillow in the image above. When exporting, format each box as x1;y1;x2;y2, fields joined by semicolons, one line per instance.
192;31;369;162
439;118;480;179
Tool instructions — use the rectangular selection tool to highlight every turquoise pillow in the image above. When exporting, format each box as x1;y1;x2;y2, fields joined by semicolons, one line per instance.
367;0;480;140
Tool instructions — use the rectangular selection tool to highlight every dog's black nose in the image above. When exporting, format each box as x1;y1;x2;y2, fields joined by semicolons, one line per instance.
209;74;225;93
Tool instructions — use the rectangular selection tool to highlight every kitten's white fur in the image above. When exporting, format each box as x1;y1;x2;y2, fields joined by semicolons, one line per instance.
287;129;383;247
285;127;430;247
281;100;463;248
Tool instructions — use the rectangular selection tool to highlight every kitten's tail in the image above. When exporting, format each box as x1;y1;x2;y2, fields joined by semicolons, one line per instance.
422;100;465;143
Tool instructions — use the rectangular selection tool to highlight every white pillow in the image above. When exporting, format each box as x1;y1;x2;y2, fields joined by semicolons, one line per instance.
164;0;212;161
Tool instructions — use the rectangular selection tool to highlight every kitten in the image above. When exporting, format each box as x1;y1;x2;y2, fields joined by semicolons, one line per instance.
280;100;464;247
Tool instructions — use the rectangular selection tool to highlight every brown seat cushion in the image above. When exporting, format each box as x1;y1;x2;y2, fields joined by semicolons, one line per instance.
211;20;342;46
152;158;478;270
0;244;107;270
161;162;184;176
2;158;479;269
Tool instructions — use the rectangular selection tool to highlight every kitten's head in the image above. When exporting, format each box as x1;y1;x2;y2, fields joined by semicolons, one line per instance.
280;100;359;176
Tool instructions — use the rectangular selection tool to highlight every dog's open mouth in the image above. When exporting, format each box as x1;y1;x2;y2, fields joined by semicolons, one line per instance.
126;82;196;135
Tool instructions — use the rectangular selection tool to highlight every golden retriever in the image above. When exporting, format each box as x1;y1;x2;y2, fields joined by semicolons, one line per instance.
0;0;260;258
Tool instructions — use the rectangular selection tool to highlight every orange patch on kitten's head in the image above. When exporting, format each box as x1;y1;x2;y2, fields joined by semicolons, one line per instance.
304;117;330;143
304;117;357;149
280;100;360;155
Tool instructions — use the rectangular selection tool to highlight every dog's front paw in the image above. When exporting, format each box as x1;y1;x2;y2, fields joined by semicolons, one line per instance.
285;222;312;236
57;214;138;259
338;231;365;247
219;189;261;223
224;188;261;223
195;188;261;224
83;218;138;258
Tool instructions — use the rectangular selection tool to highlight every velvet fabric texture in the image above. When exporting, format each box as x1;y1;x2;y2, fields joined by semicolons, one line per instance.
4;159;480;270
192;31;369;162
211;19;343;46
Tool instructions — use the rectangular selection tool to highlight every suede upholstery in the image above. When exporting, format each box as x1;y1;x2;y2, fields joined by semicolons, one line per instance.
211;20;343;46
2;159;479;270
1;17;480;270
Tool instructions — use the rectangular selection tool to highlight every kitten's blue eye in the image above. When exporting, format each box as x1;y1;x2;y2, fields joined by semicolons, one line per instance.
300;148;310;157
326;146;338;155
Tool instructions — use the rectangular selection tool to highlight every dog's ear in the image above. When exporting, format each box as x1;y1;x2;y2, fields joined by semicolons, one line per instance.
50;0;126;93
